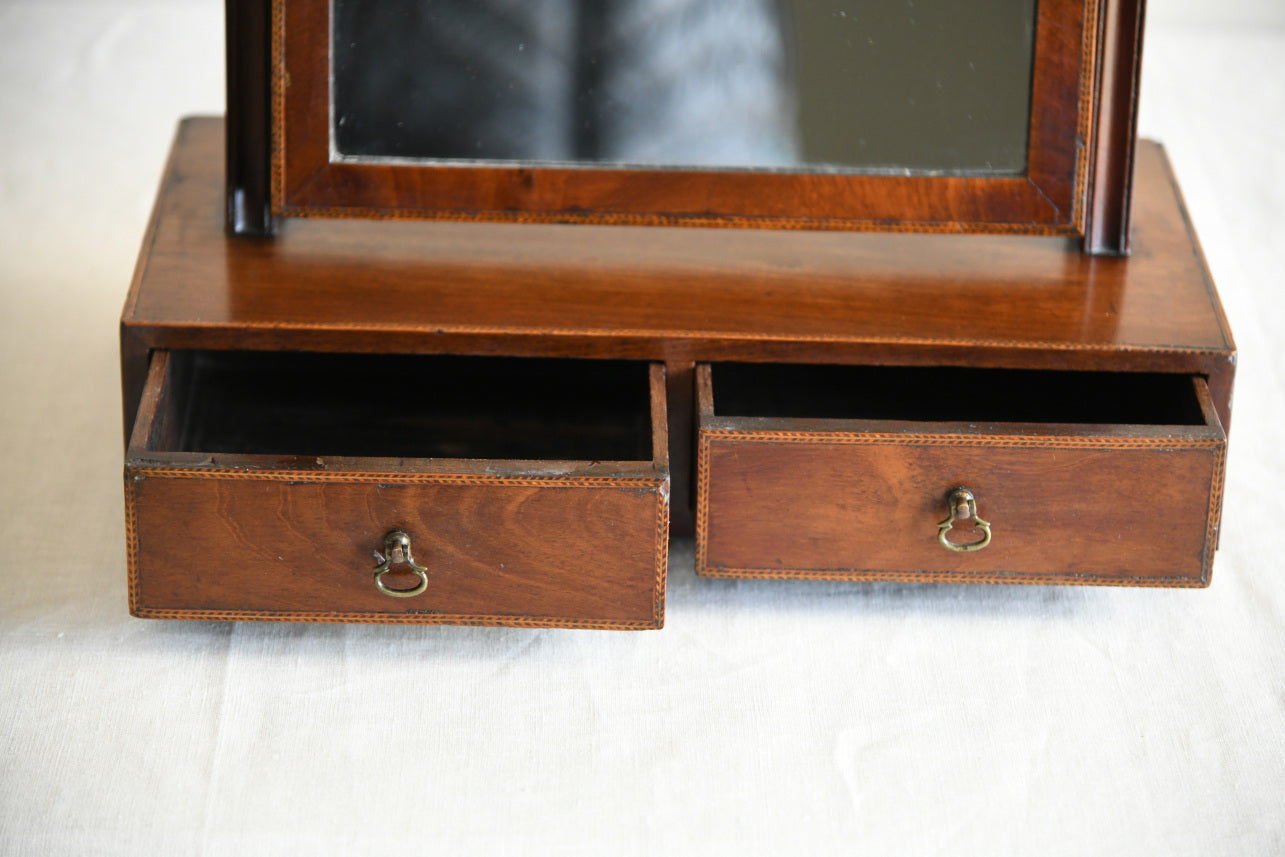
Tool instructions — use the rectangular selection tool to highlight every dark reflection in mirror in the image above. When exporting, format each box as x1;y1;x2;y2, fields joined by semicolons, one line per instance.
333;0;1036;174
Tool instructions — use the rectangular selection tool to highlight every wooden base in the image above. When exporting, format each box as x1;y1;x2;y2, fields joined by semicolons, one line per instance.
122;117;1235;623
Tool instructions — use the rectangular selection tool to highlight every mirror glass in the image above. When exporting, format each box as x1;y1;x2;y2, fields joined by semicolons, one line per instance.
333;0;1037;174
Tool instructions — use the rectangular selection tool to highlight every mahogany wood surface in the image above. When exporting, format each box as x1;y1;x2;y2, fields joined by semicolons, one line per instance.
1085;0;1145;254
122;117;1235;536
225;0;274;235
695;366;1226;586
124;118;1234;430
125;352;670;628
274;0;1094;235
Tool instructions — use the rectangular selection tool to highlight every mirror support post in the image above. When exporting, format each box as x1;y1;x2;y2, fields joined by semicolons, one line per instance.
226;0;276;237
1084;0;1145;256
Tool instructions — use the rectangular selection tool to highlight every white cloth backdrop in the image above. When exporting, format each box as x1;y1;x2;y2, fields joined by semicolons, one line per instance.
1;4;1282;855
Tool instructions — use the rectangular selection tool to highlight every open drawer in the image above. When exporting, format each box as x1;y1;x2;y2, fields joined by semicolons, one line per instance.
125;351;669;628
695;363;1227;586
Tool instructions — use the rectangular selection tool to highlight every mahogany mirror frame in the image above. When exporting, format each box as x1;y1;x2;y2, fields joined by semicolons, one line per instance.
226;0;1144;253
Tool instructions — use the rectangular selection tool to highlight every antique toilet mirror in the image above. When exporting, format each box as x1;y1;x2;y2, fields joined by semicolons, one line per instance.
121;0;1232;627
230;0;1143;252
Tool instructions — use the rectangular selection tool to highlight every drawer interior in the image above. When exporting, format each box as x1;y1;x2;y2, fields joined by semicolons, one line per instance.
142;350;655;461
708;363;1208;426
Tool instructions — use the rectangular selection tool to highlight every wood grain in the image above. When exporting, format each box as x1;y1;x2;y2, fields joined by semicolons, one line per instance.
125;352;670;628
695;366;1226;585
127;471;667;627
123;119;1235;438
226;0;274;235
120;118;1238;529
1085;0;1146;254
121;118;1236;584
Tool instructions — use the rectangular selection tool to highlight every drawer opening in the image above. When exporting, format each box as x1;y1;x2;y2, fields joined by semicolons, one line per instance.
708;364;1207;426
144;351;655;461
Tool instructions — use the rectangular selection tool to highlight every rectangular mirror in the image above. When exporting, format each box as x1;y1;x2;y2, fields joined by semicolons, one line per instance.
332;0;1037;175
231;0;1140;248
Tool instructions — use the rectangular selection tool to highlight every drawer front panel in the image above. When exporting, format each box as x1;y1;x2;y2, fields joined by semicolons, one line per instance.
697;432;1224;585
127;468;668;628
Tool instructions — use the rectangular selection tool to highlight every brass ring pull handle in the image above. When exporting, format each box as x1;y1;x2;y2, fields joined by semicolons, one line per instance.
937;487;992;552
372;530;429;598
